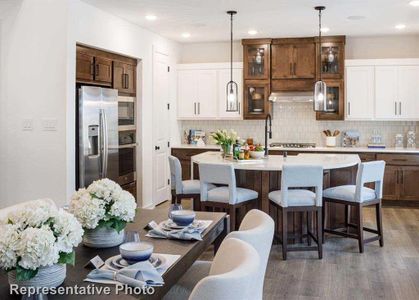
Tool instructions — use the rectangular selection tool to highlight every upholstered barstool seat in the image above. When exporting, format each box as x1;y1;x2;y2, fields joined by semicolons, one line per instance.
323;185;376;202
269;189;317;207
181;180;202;194
207;187;258;204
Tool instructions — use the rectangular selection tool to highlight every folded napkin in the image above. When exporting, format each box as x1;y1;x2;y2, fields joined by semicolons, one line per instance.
86;260;164;287
146;220;212;241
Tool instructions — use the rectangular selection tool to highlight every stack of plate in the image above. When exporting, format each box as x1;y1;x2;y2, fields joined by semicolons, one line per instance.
159;219;205;231
105;254;166;272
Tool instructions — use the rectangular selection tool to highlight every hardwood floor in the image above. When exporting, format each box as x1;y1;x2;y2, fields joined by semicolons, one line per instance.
166;200;419;300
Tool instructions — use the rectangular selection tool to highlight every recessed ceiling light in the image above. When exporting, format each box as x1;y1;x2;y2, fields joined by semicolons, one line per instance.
181;32;191;38
320;27;330;33
347;15;365;20
395;24;406;30
409;0;419;7
248;29;258;35
145;15;157;21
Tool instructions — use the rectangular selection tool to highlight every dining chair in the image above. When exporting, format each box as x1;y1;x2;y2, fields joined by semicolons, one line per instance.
323;160;386;253
0;198;56;221
199;163;259;230
269;164;324;260
168;155;214;211
164;209;274;300
189;237;259;300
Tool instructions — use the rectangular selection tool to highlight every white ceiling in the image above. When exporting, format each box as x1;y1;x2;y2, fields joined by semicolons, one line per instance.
0;0;20;19
84;0;419;43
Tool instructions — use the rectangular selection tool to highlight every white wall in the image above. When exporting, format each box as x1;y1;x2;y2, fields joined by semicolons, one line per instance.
0;0;180;209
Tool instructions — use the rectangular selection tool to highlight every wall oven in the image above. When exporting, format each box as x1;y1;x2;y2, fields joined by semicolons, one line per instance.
118;96;135;126
118;130;136;185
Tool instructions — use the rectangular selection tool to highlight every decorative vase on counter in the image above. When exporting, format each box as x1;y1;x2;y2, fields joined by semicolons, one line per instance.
325;136;337;147
221;144;232;158
83;227;125;248
8;264;66;289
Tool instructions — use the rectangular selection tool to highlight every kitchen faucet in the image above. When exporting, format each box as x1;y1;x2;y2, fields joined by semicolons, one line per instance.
264;113;272;157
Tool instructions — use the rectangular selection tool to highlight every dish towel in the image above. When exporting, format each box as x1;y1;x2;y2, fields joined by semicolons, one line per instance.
146;220;213;241
86;260;164;287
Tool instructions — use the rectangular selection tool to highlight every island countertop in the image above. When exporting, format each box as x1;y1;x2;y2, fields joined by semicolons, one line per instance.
191;151;361;172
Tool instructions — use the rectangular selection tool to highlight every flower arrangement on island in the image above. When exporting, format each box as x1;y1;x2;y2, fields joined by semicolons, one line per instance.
69;178;137;233
211;129;239;157
0;200;83;281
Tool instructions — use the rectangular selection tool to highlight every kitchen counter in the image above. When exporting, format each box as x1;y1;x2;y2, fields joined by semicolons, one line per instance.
172;144;419;154
191;152;360;172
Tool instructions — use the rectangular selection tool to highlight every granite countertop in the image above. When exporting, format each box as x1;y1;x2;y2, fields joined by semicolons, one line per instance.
171;144;419;154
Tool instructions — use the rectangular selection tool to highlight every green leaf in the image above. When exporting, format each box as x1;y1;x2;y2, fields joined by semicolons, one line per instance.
111;219;127;233
16;265;38;281
58;251;75;266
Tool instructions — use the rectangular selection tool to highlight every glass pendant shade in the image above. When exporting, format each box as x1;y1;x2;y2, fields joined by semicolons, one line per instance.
313;80;327;111
226;80;239;111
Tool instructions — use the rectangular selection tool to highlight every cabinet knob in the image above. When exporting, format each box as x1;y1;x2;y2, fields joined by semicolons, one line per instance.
155;146;160;150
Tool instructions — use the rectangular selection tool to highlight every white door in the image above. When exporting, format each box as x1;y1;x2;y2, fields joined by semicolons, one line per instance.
153;50;170;205
195;70;217;118
345;66;374;120
177;70;197;118
218;68;243;119
375;66;399;119
398;66;419;120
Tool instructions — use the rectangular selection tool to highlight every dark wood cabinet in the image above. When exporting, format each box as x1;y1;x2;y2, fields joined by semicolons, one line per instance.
271;44;294;79
243;80;271;119
76;49;94;82
242;39;271;80
382;166;399;200
316;79;344;120
316;36;345;80
399;166;419;201
113;61;136;96
94;57;113;85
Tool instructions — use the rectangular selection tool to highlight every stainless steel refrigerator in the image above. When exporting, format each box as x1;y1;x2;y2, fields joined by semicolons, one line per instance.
78;86;119;188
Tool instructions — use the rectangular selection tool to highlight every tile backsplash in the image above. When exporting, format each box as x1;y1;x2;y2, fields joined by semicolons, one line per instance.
180;103;418;147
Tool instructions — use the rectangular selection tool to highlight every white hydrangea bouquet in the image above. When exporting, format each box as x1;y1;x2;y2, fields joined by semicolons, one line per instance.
0;200;83;282
69;179;136;247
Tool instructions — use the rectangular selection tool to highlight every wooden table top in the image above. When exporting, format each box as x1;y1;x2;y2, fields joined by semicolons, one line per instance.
0;208;227;299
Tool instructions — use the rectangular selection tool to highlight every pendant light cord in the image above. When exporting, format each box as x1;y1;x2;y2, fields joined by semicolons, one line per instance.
318;9;322;81
230;12;233;82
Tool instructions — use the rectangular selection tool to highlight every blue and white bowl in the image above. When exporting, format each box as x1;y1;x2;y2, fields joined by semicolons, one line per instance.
119;242;153;263
171;210;196;226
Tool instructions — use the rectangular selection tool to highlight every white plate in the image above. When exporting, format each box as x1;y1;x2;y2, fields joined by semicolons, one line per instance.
160;219;204;230
105;254;166;271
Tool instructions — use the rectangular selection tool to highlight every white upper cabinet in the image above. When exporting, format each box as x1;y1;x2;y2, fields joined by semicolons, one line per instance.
375;66;398;119
346;59;419;121
345;66;374;120
398;66;419;119
177;63;243;120
218;68;243;119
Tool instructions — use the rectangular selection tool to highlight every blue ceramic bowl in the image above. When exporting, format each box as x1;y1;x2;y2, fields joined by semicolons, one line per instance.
171;210;196;226
119;242;153;262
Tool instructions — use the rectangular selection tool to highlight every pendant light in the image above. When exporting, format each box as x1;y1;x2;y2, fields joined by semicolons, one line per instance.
226;11;239;112
313;6;327;112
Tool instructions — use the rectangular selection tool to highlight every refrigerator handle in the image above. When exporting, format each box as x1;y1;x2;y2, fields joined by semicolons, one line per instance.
101;109;109;178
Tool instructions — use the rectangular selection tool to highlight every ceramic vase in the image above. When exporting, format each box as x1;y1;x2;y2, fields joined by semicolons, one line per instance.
8;264;66;288
83;227;125;248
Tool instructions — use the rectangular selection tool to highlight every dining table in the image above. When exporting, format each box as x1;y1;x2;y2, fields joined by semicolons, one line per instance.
0;207;229;299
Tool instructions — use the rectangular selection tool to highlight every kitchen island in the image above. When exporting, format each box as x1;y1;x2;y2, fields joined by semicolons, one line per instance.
190;151;361;232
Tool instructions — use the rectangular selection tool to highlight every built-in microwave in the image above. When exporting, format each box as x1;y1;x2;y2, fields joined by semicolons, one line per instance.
118;96;135;126
118;130;136;185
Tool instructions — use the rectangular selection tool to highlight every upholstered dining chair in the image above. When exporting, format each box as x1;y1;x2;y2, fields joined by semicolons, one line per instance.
199;163;258;230
269;164;324;260
168;155;214;211
323;160;386;253
0;198;56;221
164;209;274;300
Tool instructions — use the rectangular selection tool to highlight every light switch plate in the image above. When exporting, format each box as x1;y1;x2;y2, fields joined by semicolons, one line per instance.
42;118;57;131
22;119;33;131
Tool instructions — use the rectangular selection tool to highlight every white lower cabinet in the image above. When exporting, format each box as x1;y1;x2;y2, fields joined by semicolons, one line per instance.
177;63;243;120
346;60;419;121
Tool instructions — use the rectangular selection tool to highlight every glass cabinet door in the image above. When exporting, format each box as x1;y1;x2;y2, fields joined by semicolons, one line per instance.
316;80;344;120
244;44;270;80
317;40;345;79
244;81;271;119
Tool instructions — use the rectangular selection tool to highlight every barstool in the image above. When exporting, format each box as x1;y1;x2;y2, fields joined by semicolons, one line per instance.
168;155;214;211
199;163;258;230
269;164;323;260
323;160;386;253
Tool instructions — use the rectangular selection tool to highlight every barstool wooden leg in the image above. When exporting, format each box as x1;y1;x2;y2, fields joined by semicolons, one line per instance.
356;204;364;253
317;208;323;259
193;195;201;211
229;205;236;231
344;204;350;233
307;211;312;246
282;208;288;260
376;201;384;247
322;203;326;244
